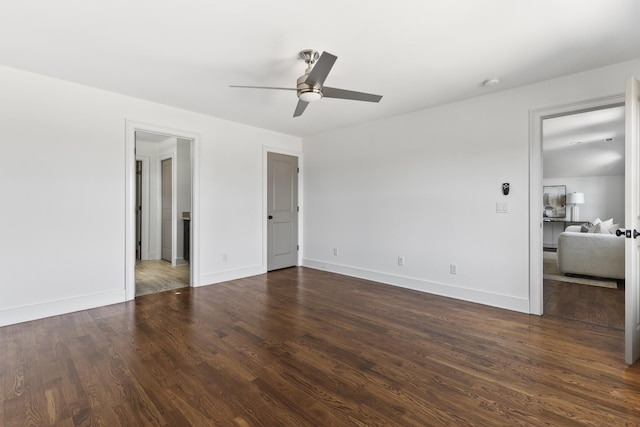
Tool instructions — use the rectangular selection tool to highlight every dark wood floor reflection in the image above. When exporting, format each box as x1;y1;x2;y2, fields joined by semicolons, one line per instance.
543;279;625;330
1;267;639;426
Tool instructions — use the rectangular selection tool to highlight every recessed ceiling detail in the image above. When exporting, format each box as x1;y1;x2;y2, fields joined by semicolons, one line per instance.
482;78;501;87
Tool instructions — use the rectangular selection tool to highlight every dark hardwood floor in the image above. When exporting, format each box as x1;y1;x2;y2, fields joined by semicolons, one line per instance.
543;279;625;330
2;267;640;426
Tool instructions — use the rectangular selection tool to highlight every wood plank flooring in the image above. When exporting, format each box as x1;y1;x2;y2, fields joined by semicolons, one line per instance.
2;267;640;426
135;260;189;296
542;251;625;330
543;278;625;330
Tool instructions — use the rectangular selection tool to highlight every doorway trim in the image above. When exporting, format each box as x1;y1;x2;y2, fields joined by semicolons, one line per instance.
136;155;150;260
125;120;200;301
529;94;624;314
262;146;303;272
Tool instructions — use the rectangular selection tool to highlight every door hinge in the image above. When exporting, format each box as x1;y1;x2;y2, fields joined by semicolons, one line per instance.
297;167;299;173
297;206;299;212
297;245;299;251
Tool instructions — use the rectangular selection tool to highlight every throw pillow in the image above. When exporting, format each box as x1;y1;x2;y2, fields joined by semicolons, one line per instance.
596;223;612;234
601;218;614;229
580;225;589;232
587;218;614;233
588;223;602;233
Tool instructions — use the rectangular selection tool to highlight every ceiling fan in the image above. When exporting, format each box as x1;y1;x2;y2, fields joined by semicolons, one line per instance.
230;49;383;117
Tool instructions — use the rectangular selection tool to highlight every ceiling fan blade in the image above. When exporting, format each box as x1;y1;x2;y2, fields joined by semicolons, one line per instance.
322;86;383;103
293;100;309;117
229;85;297;91
306;52;337;86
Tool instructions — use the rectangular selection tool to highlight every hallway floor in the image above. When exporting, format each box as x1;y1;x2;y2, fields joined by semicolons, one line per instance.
135;260;189;296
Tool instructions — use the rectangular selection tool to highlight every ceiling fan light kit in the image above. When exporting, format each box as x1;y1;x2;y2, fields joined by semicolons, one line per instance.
230;49;383;117
298;90;322;102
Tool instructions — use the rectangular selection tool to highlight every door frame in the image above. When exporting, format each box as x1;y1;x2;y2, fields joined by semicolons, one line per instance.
529;94;624;315
125;120;200;301
263;146;303;272
135;155;151;260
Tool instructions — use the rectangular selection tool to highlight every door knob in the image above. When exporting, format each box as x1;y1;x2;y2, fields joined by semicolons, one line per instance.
616;229;640;238
268;215;273;220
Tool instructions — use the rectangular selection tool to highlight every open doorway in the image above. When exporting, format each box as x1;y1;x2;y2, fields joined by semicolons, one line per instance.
541;105;626;329
133;131;192;296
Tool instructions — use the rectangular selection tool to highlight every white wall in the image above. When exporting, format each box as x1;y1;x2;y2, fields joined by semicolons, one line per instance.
543;175;624;224
0;65;301;326
302;58;640;313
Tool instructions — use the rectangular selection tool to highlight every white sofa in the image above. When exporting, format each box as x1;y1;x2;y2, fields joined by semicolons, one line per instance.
556;225;624;280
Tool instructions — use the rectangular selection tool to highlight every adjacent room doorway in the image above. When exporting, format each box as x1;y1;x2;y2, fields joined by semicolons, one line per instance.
135;134;189;296
540;104;625;331
531;80;640;364
125;122;200;300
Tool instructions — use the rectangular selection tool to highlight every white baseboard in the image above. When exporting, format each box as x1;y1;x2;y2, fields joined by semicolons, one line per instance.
302;259;529;314
197;264;265;287
0;290;126;327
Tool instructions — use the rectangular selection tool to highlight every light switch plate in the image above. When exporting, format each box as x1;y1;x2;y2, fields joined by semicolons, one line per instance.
496;202;509;213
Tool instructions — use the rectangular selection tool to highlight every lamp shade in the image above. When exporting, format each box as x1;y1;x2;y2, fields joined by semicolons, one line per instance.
566;192;585;204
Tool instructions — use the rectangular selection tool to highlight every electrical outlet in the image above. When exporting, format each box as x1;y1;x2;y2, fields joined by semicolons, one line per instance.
398;256;405;266
450;264;458;275
333;248;339;256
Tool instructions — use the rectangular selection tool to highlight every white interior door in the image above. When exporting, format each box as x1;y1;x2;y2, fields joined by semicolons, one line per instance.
625;76;640;365
267;152;298;271
161;158;173;262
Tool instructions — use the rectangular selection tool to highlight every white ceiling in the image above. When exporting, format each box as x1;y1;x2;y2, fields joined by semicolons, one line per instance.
135;131;174;144
1;1;639;137
543;106;625;178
